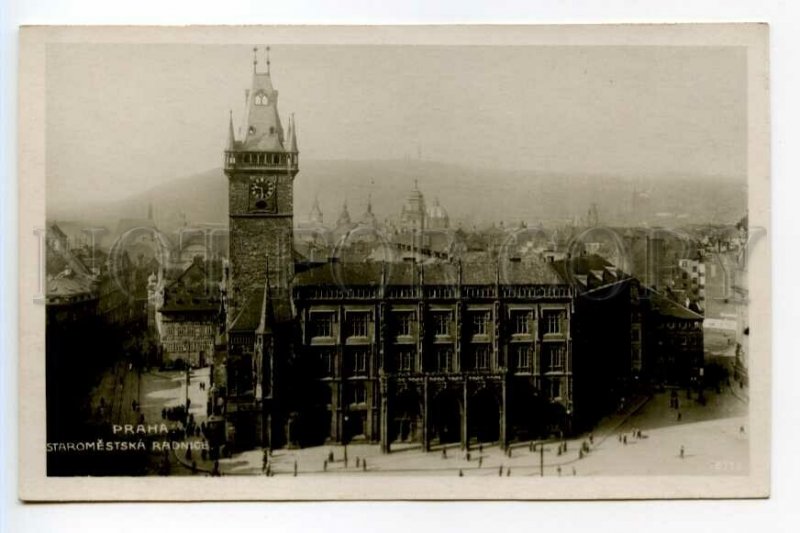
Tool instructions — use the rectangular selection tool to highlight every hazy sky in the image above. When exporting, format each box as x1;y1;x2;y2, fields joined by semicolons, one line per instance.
46;43;746;206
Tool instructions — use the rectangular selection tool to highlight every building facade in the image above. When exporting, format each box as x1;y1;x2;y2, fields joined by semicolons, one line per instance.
155;257;221;368
215;54;700;453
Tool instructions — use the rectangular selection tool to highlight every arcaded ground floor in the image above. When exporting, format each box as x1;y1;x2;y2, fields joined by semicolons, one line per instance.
169;372;748;477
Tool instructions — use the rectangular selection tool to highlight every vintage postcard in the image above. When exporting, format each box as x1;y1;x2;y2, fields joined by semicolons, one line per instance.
18;24;770;500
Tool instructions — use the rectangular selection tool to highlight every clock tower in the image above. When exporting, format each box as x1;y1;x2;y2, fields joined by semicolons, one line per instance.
224;48;299;316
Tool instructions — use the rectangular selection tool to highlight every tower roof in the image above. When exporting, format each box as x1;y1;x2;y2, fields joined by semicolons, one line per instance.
240;49;285;152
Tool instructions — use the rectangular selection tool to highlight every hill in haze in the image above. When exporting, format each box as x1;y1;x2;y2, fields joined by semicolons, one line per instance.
48;159;747;234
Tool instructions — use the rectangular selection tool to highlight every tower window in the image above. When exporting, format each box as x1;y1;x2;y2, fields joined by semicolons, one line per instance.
254;93;268;106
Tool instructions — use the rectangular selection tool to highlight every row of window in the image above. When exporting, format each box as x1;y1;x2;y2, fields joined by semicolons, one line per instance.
313;344;566;376
163;341;212;354
328;379;565;406
163;323;214;337
309;310;565;339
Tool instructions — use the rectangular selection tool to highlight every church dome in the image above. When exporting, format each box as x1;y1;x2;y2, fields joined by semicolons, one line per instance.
426;198;449;229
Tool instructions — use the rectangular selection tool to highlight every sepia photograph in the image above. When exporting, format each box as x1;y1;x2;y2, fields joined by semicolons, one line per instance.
16;24;770;501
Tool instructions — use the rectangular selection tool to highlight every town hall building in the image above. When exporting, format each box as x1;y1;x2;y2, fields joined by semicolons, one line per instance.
210;51;702;453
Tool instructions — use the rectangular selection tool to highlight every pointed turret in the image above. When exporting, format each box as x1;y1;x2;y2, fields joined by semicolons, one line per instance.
337;200;352;227
287;114;298;153
310;195;323;225
360;194;377;227
226;110;236;150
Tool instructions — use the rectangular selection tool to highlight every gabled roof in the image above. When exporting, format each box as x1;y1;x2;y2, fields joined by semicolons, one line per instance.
160;259;220;312
646;290;704;320
229;286;266;333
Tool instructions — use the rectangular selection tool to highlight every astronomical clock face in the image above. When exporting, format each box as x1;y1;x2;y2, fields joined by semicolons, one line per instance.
249;175;277;212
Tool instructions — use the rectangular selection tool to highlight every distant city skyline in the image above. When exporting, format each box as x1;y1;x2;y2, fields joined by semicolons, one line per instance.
47;44;746;210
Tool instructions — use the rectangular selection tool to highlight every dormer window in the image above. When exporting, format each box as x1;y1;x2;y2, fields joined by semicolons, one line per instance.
254;93;268;106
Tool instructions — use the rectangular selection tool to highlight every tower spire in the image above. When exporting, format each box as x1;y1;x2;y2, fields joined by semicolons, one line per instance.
227;109;235;150
288;113;298;152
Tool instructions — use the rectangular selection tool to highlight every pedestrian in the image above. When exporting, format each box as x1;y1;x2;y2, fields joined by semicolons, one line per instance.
323;459;328;472
677;412;682;422
572;467;576;476
185;448;192;461
294;460;298;477
529;442;534;452
557;466;562;476
266;464;271;477
356;457;360;468
557;446;562;456
212;459;220;477
459;469;463;477
478;457;483;468
191;460;197;474
479;443;483;454
442;448;447;459
680;445;685;459
328;449;334;462
466;451;471;462
579;449;584;459
740;426;745;434
589;434;594;445
507;448;512;458
623;435;627;445
618;434;622;443
563;441;568;452
499;465;503;476
362;459;367;472
506;468;511;477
